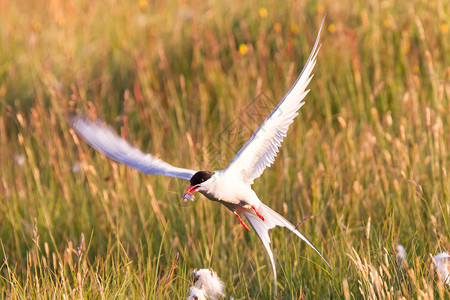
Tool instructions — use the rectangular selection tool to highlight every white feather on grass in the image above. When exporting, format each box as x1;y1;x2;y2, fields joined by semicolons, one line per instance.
191;268;225;299
186;286;207;300
433;252;450;285
395;244;407;268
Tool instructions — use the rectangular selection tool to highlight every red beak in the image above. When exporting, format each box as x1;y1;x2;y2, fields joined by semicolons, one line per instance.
183;185;200;201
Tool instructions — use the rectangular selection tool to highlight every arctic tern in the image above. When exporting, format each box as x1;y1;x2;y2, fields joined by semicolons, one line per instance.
68;17;330;281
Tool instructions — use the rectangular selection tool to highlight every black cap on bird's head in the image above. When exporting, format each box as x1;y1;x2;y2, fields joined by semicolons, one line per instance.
190;171;215;186
183;171;215;201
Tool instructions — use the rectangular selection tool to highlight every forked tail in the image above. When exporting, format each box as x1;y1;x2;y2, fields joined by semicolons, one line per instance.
244;203;330;283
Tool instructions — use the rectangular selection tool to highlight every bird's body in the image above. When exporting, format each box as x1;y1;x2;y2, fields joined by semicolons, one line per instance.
198;171;259;207
68;17;329;282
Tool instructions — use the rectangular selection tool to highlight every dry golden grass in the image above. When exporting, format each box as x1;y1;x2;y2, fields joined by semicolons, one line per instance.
0;0;449;298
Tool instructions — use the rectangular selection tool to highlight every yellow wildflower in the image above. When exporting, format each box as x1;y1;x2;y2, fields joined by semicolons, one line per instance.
291;24;300;35
273;22;282;33
328;24;336;33
57;17;67;27
441;23;448;33
139;0;148;10
33;22;42;32
316;4;325;14
239;44;248;56
259;8;268;19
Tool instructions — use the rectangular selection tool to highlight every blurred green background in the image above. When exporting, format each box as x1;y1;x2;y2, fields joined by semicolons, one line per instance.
0;0;449;298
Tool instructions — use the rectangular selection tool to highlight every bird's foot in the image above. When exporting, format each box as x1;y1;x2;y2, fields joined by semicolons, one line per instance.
251;205;265;221
233;211;250;231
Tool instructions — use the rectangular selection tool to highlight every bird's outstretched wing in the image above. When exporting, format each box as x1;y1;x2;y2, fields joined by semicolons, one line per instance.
244;203;330;282
67;114;197;180
224;18;325;185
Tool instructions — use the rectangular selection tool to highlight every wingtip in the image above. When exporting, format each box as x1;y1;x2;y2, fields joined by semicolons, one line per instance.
321;255;332;270
64;111;78;125
320;14;327;29
314;15;326;51
64;111;92;129
317;13;326;36
65;111;106;131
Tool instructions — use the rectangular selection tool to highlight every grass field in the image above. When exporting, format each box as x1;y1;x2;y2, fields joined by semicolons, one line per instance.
0;0;449;298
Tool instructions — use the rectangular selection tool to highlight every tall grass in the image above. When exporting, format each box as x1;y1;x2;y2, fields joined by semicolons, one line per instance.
0;0;449;298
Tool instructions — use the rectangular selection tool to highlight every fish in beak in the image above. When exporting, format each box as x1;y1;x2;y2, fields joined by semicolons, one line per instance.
183;185;200;201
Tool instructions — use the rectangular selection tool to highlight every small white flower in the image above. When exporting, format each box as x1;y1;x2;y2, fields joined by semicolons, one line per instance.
177;9;194;20
396;244;407;268
433;252;450;285
14;154;25;166
187;286;206;300
71;161;81;173
192;268;225;299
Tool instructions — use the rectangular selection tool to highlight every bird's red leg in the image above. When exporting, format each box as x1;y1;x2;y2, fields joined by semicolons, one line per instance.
251;205;265;221
233;211;250;231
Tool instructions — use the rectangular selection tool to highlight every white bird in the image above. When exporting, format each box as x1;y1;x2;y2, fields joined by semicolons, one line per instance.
68;17;330;282
192;268;225;299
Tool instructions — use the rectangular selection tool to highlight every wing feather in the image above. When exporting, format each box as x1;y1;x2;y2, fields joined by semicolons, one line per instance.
67;114;196;180
224;18;325;185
